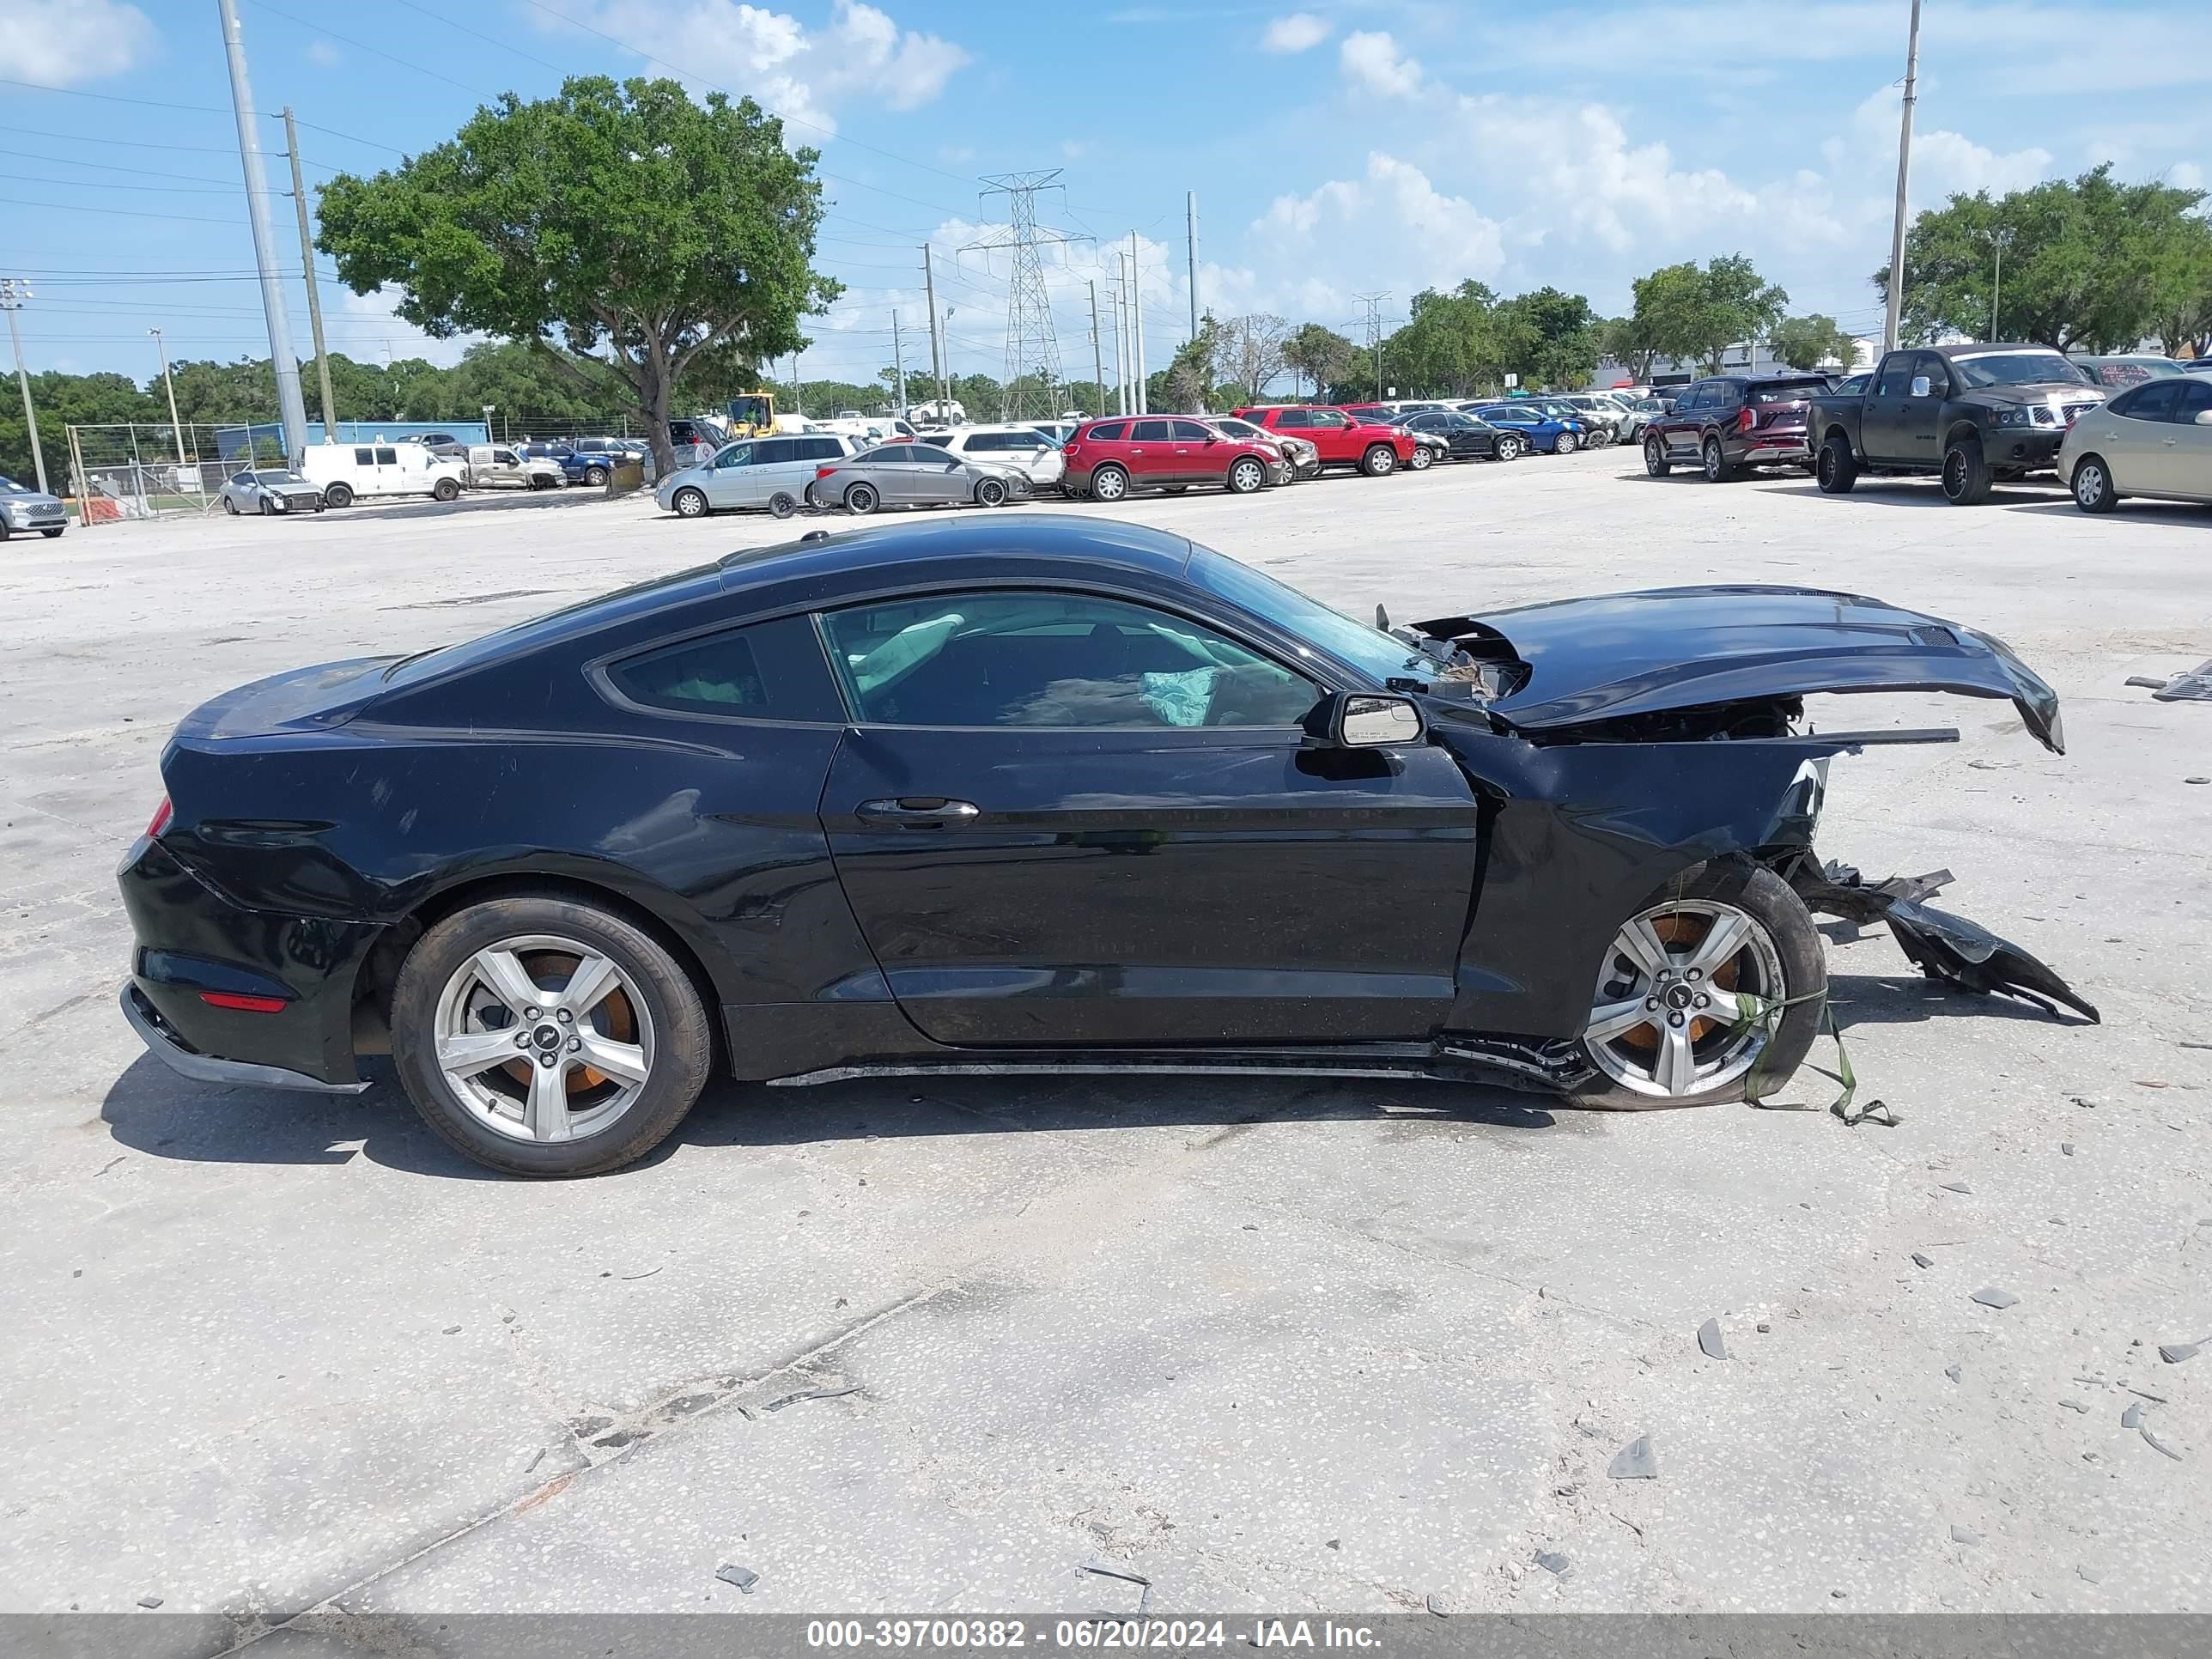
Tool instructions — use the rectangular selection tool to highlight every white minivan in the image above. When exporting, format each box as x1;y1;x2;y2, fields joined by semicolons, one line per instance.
654;431;858;519
298;441;469;507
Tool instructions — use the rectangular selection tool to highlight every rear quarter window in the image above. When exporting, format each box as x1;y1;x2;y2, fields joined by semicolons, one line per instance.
1085;422;1128;441
605;615;844;723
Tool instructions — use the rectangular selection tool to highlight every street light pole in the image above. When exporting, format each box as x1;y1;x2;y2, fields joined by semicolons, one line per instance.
1882;0;1923;356
217;0;309;463
149;327;188;465
1985;228;2015;341
0;277;49;494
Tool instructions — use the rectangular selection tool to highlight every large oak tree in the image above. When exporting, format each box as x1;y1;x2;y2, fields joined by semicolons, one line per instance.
316;76;840;471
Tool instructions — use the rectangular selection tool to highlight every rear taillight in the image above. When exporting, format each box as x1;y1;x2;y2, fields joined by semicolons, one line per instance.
145;794;173;839
815;466;836;479
200;991;288;1013
1063;441;1081;457
1738;405;1756;434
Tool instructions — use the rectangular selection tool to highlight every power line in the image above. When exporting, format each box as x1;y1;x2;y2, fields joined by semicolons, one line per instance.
246;0;495;98
0;76;233;114
0;194;244;225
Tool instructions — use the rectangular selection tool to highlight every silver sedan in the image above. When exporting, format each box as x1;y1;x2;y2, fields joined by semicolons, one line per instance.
809;442;1032;514
217;467;325;516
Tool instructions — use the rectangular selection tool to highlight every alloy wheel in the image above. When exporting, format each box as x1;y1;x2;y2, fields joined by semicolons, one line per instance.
1497;437;1521;461
1703;439;1723;481
1091;466;1127;501
1584;898;1785;1099
2075;462;2107;508
431;934;656;1145
1408;446;1433;470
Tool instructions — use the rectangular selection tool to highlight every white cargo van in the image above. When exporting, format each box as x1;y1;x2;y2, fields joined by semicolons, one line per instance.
298;441;468;507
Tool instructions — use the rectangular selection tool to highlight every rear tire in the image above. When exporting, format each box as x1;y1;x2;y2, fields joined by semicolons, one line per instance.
390;894;714;1178
1644;437;1671;477
223;496;240;515
1816;438;1858;495
1089;464;1129;502
2070;455;2118;514
844;481;879;514
1942;439;1992;505
324;483;353;508
1362;443;1397;477
1571;861;1826;1111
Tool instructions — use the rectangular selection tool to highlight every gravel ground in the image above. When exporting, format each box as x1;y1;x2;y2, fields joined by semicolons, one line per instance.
2;450;2209;1638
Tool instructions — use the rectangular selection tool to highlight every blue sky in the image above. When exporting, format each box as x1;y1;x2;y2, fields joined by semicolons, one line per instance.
5;0;2210;392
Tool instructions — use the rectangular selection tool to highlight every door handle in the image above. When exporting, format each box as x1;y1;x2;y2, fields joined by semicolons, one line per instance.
854;797;981;828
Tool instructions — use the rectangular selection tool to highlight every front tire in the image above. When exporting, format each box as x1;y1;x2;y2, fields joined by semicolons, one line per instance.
1556;430;1579;454
2071;455;2118;514
1493;435;1522;462
1089;464;1129;502
1644;437;1671;477
583;465;609;487
432;477;461;502
1942;439;1992;505
1407;445;1434;471
1362;443;1397;477
40;526;64;538
1571;862;1825;1110
975;476;1009;507
1225;457;1266;495
390;894;714;1177
672;487;708;518
843;481;880;514
1816;438;1858;495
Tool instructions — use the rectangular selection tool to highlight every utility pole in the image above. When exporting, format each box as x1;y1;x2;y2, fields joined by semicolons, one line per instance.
1128;230;1148;415
149;328;187;465
0;278;49;494
963;171;1085;419
921;244;947;410
1087;280;1105;418
1113;264;1131;414
1186;191;1200;339
891;310;908;420
1985;226;2015;341
217;0;308;463
1882;0;1923;356
283;106;337;443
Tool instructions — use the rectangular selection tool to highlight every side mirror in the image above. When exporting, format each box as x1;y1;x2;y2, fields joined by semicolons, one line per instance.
1303;691;1425;749
1910;375;1933;398
2197;410;2212;427
1204;434;1219;443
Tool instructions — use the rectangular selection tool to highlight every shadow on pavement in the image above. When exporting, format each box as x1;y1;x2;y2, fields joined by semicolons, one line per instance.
100;1054;1560;1181
1826;969;2088;1030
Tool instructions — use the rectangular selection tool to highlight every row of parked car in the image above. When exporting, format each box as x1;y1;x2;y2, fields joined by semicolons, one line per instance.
653;392;1659;520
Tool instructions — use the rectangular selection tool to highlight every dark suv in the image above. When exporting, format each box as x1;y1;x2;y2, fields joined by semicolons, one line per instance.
1642;374;1828;481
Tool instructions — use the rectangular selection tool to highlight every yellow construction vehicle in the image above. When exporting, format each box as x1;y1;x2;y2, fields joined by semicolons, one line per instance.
726;392;776;437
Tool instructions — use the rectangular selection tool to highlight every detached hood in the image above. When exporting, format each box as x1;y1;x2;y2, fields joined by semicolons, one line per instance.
1413;586;2063;752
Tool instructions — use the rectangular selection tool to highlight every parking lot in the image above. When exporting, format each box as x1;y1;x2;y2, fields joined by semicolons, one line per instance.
4;449;2210;1634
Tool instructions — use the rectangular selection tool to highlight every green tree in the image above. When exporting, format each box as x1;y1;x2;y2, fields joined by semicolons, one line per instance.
1492;286;1600;388
1283;322;1359;400
1622;257;1787;374
1210;313;1287;407
1384;283;1499;398
1766;313;1856;371
1875;164;2212;351
317;75;840;471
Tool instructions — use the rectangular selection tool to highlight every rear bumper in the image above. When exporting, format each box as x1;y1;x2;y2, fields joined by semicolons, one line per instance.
121;982;370;1095
1735;438;1810;466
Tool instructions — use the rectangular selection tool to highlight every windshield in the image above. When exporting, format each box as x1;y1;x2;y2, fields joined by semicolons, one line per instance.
2081;358;2180;386
254;470;308;484
1189;544;1425;685
1954;350;2093;388
1749;380;1826;404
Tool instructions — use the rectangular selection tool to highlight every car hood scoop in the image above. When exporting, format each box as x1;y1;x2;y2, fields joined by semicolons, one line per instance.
1413;585;2063;752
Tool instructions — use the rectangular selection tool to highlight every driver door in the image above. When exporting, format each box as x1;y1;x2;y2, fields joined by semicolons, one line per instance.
816;588;1480;1047
702;441;757;508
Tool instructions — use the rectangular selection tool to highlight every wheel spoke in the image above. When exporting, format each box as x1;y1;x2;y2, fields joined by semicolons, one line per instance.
1686;911;1753;978
1656;1021;1698;1096
1586;999;1656;1043
576;1030;649;1085
471;947;544;1017
437;1025;522;1080
524;1060;572;1141
1616;917;1674;981
558;952;621;1018
1703;988;1764;1030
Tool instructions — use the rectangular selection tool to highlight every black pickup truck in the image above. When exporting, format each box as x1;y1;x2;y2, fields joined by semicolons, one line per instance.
1808;343;2106;504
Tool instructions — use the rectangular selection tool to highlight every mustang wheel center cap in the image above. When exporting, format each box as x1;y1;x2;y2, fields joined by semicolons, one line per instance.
1665;985;1696;1012
532;1024;563;1050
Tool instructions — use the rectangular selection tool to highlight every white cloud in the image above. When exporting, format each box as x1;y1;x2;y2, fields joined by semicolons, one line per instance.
550;0;968;136
2174;161;2206;191
1253;153;1504;317
1340;31;1422;98
328;286;477;371
1262;13;1330;53
306;39;341;67
0;0;155;86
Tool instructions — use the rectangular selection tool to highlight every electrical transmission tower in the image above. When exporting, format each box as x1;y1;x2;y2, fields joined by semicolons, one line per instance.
1353;292;1391;398
963;171;1087;420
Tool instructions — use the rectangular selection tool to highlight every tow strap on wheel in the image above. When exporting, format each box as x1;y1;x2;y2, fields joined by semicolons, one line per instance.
1733;989;1900;1127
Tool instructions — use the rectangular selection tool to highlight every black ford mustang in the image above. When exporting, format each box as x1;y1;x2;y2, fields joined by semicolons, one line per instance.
118;516;2094;1176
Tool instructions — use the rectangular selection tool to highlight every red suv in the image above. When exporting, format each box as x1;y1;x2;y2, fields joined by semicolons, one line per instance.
1060;416;1279;502
1232;405;1416;476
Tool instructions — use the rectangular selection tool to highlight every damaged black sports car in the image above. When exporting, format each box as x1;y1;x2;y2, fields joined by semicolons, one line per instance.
118;516;2095;1176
